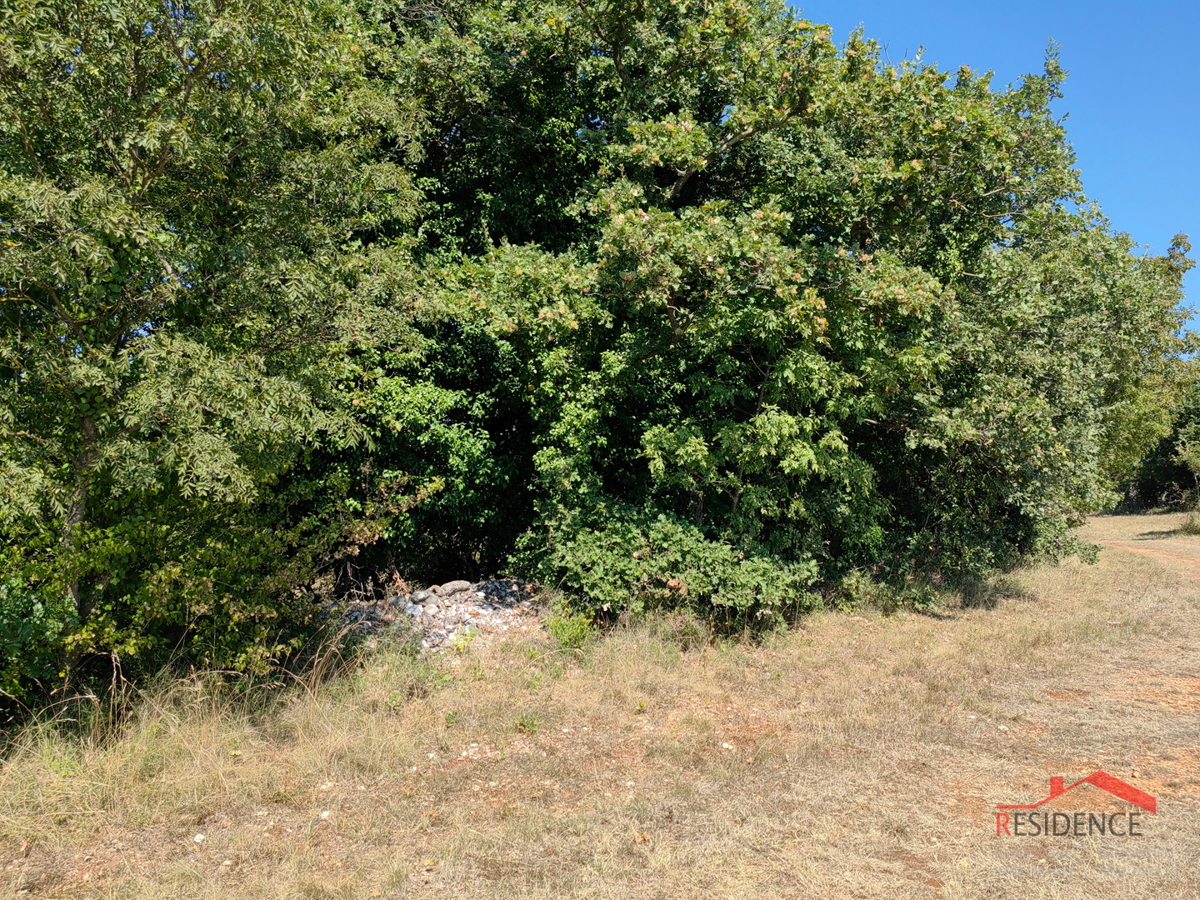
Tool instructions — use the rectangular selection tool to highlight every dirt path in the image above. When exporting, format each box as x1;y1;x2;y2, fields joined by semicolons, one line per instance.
1097;541;1200;576
1089;511;1200;577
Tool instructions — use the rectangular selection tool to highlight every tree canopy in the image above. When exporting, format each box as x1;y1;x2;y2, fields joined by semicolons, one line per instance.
0;0;1192;706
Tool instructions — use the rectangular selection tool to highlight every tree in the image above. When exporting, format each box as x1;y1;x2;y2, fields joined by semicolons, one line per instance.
374;0;1192;615
0;0;417;696
1;0;1189;703
1127;353;1200;509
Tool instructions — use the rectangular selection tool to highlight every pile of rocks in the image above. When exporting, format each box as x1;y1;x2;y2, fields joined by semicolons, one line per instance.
344;578;543;652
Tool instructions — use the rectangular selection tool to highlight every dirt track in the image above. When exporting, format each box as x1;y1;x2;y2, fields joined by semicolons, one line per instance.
1089;512;1200;578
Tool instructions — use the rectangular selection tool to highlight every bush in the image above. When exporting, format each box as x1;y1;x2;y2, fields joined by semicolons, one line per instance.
544;600;596;650
2;0;1192;714
1124;370;1200;510
524;505;819;627
829;571;940;615
0;572;75;704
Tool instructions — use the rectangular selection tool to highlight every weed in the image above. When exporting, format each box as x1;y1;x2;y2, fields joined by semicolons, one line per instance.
1177;512;1200;535
651;610;712;651
514;713;540;735
831;570;940;614
447;627;481;654
545;600;595;649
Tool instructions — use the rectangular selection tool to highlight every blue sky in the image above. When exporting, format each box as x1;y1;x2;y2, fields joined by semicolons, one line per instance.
793;0;1198;311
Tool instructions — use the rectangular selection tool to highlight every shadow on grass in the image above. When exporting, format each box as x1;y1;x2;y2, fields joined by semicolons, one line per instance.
910;606;958;621
1137;512;1200;540
948;574;1037;612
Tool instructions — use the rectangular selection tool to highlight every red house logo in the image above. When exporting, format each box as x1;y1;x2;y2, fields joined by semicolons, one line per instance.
995;772;1156;837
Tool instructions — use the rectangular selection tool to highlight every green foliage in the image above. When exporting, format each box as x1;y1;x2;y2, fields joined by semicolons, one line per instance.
544;599;595;649
1174;426;1200;504
1176;513;1200;536
1165;365;1200;510
0;0;418;701
0;0;1192;709
393;0;1191;598
1124;358;1200;509
829;571;939;614
524;505;819;625
0;568;74;701
328;319;539;580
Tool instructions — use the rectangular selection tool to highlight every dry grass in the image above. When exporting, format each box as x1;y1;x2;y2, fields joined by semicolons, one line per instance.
2;512;1200;898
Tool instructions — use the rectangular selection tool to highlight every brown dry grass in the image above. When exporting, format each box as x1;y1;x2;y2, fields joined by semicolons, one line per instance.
2;512;1199;899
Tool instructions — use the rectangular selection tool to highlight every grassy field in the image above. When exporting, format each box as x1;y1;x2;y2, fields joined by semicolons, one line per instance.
1;512;1198;899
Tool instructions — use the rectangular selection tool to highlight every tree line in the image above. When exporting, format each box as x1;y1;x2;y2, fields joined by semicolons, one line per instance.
0;0;1192;708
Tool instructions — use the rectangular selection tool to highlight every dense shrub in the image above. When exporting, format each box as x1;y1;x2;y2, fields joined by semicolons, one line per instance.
0;0;417;702
523;505;819;625
392;0;1192;606
1;0;1192;708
